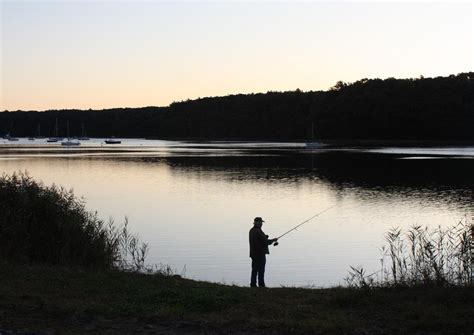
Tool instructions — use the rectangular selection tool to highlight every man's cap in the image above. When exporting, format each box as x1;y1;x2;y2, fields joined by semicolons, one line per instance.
254;217;265;223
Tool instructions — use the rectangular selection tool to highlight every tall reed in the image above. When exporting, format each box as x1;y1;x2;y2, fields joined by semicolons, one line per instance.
346;218;473;287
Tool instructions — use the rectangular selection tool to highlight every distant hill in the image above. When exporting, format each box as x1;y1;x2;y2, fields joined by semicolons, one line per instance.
1;73;473;141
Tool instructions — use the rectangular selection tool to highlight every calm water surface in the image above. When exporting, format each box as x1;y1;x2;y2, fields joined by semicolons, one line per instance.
1;138;473;287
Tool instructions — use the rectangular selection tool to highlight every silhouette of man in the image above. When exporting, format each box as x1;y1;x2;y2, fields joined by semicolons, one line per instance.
249;217;278;287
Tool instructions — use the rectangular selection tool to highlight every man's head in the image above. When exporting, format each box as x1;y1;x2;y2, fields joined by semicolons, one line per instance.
253;217;264;228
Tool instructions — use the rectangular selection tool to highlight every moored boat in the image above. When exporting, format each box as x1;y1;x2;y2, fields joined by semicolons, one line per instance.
4;134;19;141
48;118;61;143
61;139;81;146
105;138;121;144
61;121;81;146
78;123;90;140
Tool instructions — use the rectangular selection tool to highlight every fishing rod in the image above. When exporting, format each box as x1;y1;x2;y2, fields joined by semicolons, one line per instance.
273;205;336;245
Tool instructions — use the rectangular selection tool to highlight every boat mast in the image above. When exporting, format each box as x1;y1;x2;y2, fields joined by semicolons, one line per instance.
54;118;59;137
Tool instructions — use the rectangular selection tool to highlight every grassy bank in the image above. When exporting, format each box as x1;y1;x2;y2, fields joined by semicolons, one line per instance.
1;265;474;334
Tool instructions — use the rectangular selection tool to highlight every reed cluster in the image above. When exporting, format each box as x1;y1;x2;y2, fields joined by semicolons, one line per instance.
347;219;473;287
0;172;148;270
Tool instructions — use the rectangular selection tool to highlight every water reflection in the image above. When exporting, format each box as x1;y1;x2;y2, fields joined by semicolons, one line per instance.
143;151;474;210
0;143;472;287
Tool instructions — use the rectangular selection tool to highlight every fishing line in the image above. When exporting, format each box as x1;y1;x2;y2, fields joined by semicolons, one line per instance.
275;204;336;241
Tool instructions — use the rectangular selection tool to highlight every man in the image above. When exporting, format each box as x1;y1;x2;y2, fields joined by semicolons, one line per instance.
249;217;278;287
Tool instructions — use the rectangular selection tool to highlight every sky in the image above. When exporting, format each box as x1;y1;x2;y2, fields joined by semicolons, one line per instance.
0;1;473;111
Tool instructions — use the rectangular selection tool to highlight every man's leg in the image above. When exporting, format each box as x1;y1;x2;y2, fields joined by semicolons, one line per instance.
250;257;258;287
258;256;266;287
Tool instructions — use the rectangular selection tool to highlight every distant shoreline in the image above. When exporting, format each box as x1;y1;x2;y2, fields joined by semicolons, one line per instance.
1;73;473;142
1;137;474;149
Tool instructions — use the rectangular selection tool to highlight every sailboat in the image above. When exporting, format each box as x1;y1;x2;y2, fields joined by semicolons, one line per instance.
4;123;19;141
28;123;38;140
35;123;45;139
305;123;325;149
6;133;19;141
78;123;90;140
61;121;81;146
47;118;62;142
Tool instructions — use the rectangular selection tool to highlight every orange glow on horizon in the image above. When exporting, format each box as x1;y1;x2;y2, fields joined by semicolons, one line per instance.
1;1;472;111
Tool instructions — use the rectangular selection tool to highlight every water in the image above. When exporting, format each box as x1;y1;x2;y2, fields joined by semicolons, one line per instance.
1;138;473;287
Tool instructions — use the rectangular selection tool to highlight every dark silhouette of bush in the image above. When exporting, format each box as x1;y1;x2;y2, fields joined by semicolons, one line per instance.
0;172;120;268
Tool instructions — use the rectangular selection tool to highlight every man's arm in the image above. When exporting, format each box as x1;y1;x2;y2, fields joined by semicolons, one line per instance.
267;238;278;245
259;231;278;245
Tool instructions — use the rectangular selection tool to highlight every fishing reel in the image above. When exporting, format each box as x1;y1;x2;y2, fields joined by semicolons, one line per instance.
273;241;279;246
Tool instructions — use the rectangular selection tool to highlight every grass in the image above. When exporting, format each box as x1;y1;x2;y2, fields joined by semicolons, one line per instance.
1;264;474;334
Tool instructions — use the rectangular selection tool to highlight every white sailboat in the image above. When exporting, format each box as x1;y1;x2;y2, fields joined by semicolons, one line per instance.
47;118;62;142
4;127;19;141
28;123;40;140
35;123;45;139
4;131;19;141
61;121;81;146
7;134;19;141
78;123;90;140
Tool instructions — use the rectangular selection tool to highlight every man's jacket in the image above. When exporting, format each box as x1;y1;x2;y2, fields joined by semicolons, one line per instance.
249;226;272;258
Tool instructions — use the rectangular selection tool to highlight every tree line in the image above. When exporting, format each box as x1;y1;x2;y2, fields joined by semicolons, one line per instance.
1;73;473;141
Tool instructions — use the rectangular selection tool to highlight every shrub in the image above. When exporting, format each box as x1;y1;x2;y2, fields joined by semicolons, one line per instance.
0;172;148;270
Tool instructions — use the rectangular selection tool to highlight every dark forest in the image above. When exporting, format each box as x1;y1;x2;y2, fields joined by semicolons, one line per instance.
1;73;473;141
